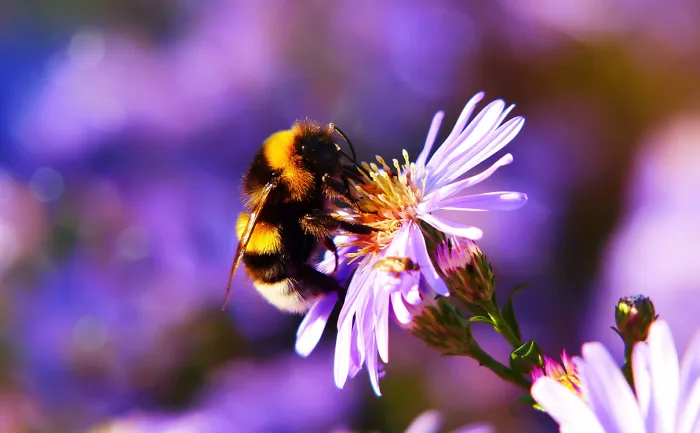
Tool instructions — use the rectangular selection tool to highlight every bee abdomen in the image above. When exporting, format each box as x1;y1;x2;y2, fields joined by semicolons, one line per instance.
253;279;309;314
242;252;287;284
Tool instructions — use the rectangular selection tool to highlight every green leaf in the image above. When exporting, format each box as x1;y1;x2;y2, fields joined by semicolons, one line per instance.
501;284;528;341
510;393;538;416
611;326;624;342
469;315;495;326
509;340;543;374
463;301;489;318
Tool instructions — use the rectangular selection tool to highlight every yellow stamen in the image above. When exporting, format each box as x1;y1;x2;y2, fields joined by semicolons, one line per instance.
337;151;425;260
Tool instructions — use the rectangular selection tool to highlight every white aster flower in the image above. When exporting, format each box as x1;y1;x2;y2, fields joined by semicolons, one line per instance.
331;410;494;433
532;319;700;433
403;410;494;433
294;92;527;395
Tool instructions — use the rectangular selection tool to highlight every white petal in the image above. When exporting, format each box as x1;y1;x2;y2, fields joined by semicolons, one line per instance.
366;333;382;396
422;153;513;203
579;342;645;433
355;274;376;364
349;323;363;378
295;292;338;357
374;286;390;363
648;320;680;433
416;111;444;169
334;318;353;389
402;279;423;305
435;192;528;212
386;224;412;256
531;378;605;433
464;116;525;172
338;258;375;328
679;330;700;421
449;425;494;433
391;290;412;324
404;410;443;433
677;379;700;433
427;92;485;170
433;116;525;189
408;223;449;296
418;213;483;240
496;103;516;126
427;99;505;187
632;342;653;422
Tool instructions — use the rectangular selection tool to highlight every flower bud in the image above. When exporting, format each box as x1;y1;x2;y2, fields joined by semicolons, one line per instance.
410;297;474;356
614;295;657;344
434;239;494;305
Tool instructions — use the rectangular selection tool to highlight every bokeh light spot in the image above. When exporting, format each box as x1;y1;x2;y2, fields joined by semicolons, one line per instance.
29;167;65;202
68;30;106;71
116;226;151;261
73;316;108;353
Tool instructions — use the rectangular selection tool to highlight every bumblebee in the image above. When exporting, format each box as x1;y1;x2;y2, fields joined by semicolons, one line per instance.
224;120;371;313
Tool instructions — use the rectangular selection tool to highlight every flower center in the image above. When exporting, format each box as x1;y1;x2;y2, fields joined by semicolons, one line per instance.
337;150;425;260
533;354;584;399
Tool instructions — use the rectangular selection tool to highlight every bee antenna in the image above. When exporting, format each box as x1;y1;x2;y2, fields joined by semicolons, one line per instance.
330;124;357;162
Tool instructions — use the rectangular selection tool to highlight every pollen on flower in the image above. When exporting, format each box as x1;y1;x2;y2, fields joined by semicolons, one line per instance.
338;150;425;260
532;351;583;399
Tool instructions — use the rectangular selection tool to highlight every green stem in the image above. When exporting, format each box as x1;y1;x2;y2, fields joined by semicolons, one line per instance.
484;298;523;349
622;340;635;388
468;342;531;390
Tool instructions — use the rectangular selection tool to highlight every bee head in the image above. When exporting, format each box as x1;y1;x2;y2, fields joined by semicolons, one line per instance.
294;122;348;176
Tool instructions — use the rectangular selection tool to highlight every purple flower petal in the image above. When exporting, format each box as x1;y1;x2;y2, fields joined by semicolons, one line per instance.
421;153;513;208
677;381;700;433
579;342;645;433
496;103;516;126
632;342;653;422
418;213;483;240
295;292;338;357
424;93;484;177
390;291;412;324
415;111;445;169
435;192;528;212
450;425;494;433
427;98;505;188
408;223;449;296
355;276;376;364
404;410;443;433
432;116;524;189
338;258;375;330
348;323;363;379
374;284;390;363
334;318;353;389
437;92;485;154
647;320;680;433
678;330;700;433
402;279;422;305
366;332;382;396
442;99;506;163
531;377;605;433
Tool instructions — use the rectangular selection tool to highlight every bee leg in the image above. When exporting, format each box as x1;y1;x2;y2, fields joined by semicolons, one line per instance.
321;236;339;272
321;174;364;212
336;218;375;235
295;263;345;297
301;209;374;237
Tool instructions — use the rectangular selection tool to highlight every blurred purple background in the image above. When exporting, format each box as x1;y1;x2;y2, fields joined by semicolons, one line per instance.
2;1;700;432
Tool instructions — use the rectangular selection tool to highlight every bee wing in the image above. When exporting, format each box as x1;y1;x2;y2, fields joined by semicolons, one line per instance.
222;177;279;310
